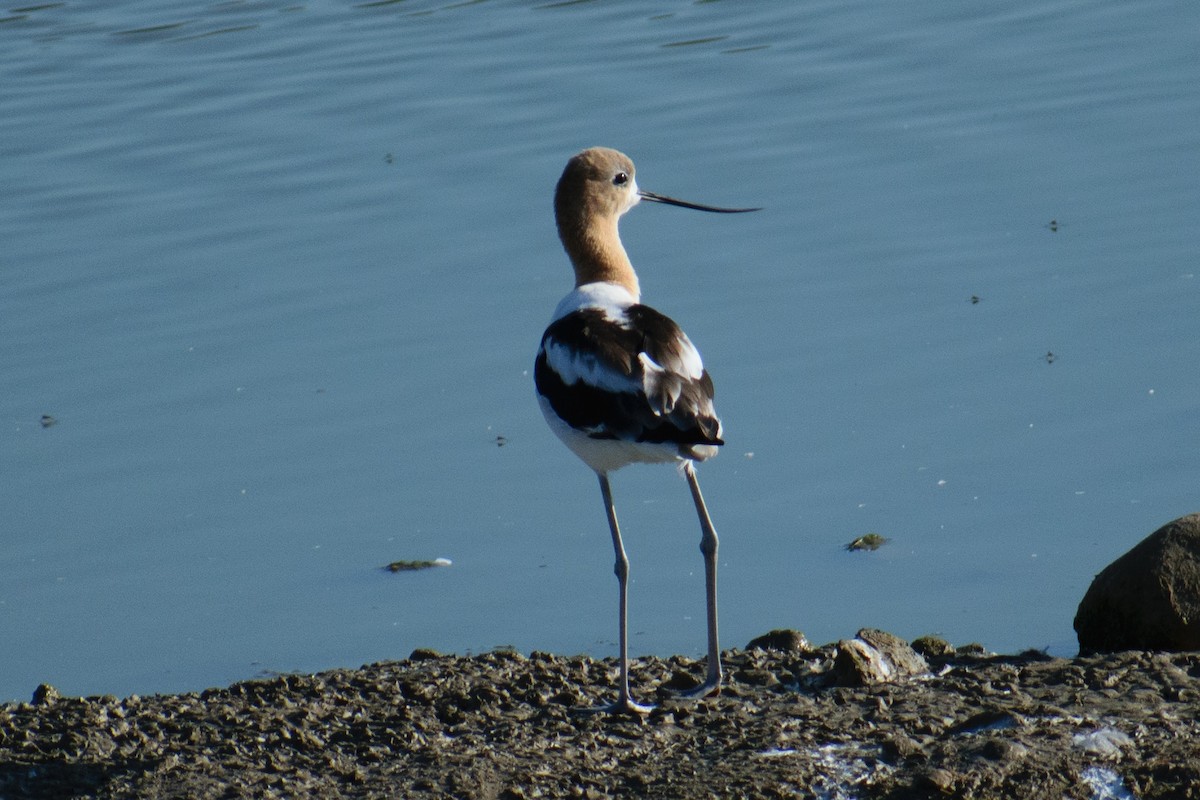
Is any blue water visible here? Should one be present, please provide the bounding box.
[3,0,1198,703]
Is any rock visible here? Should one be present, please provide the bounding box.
[832,629,928,686]
[745,629,809,653]
[1074,513,1200,652]
[408,648,443,661]
[955,642,990,656]
[5,645,1200,799]
[911,635,954,657]
[980,737,1028,762]
[919,767,957,792]
[32,684,61,706]
[1072,727,1133,758]
[882,732,927,760]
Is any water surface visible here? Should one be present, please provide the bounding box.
[3,0,1198,702]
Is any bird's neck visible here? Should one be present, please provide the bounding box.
[561,217,641,300]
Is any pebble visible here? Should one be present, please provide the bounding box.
[2,638,1197,799]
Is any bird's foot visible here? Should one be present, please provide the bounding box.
[674,682,721,701]
[572,695,655,716]
[672,668,722,701]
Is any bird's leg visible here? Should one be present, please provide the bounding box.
[591,473,654,715]
[680,461,722,698]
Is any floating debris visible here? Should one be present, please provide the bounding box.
[845,533,888,552]
[384,557,452,572]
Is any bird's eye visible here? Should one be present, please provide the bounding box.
[613,172,629,186]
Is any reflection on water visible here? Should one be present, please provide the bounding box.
[2,0,1199,702]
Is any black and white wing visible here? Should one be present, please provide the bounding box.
[534,304,723,458]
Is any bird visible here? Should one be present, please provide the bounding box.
[534,147,758,713]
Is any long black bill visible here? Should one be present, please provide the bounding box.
[638,190,761,214]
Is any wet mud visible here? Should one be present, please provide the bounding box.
[2,639,1197,799]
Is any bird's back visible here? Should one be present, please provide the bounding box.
[535,282,722,472]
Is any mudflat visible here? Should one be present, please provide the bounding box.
[2,641,1196,799]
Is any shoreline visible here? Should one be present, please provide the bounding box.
[2,635,1196,799]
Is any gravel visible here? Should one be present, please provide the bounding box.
[2,637,1198,799]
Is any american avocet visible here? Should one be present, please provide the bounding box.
[534,147,758,714]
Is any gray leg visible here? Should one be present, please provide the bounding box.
[594,473,654,714]
[681,461,722,697]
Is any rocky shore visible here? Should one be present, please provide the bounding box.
[2,633,1197,799]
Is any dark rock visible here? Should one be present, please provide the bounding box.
[744,629,808,653]
[911,635,954,657]
[32,684,61,706]
[919,767,957,792]
[980,737,1028,762]
[882,732,927,760]
[832,629,928,686]
[956,642,989,656]
[1075,513,1200,652]
[408,648,443,661]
